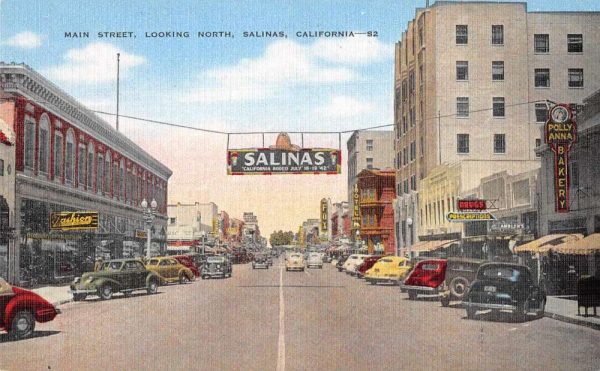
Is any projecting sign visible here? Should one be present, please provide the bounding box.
[320,198,328,232]
[446,212,496,222]
[457,199,487,211]
[352,184,360,228]
[544,104,578,213]
[227,133,341,175]
[50,211,99,231]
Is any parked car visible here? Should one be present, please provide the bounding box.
[201,255,232,279]
[463,263,546,321]
[146,257,195,285]
[343,254,369,275]
[252,253,270,269]
[364,256,412,285]
[336,255,350,271]
[172,255,201,277]
[306,253,324,269]
[266,254,274,266]
[440,257,486,307]
[286,253,305,272]
[401,259,447,300]
[0,277,60,339]
[356,256,382,278]
[70,259,160,301]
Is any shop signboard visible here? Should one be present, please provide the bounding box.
[446,212,496,222]
[135,229,147,239]
[544,104,578,213]
[352,184,360,228]
[49,211,99,231]
[457,199,487,211]
[320,198,328,232]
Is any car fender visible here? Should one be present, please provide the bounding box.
[146,272,161,286]
[179,268,193,280]
[4,291,53,327]
[92,278,121,292]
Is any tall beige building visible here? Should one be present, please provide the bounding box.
[394,1,600,247]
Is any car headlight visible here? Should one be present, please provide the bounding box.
[84,276,95,284]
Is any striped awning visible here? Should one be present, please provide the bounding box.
[410,239,458,253]
[551,233,600,255]
[514,234,583,253]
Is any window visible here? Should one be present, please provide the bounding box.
[38,116,50,174]
[420,136,424,158]
[366,139,373,151]
[104,151,111,195]
[410,175,416,191]
[493,97,505,117]
[567,34,583,53]
[534,69,550,87]
[403,116,408,134]
[120,160,125,198]
[53,132,63,179]
[535,103,548,122]
[534,34,549,53]
[568,69,583,88]
[456,61,468,80]
[24,119,36,170]
[535,138,542,157]
[570,162,579,189]
[87,144,94,189]
[65,131,74,183]
[457,134,469,154]
[410,141,416,162]
[456,25,468,44]
[113,162,119,198]
[97,155,104,193]
[0,159,3,176]
[403,179,409,194]
[78,145,86,186]
[494,134,506,154]
[403,148,408,166]
[366,158,373,169]
[457,97,469,117]
[492,61,504,81]
[492,25,504,45]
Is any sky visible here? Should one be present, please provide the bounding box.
[1,0,599,237]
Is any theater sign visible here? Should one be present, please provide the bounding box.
[227,133,341,175]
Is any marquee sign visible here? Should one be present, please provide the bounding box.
[320,198,328,232]
[446,212,496,222]
[227,133,341,175]
[544,104,578,213]
[50,211,99,231]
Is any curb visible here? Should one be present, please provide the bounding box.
[52,297,74,307]
[545,311,600,331]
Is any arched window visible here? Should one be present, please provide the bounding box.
[120,159,125,200]
[87,142,95,190]
[113,156,119,199]
[38,114,50,175]
[53,129,63,180]
[97,152,104,194]
[23,116,36,170]
[77,142,86,187]
[65,129,75,184]
[104,150,111,196]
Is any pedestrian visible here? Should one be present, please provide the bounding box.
[94,257,103,271]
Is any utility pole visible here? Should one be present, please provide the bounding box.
[116,53,120,131]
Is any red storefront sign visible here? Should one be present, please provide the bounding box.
[544,104,578,213]
[457,199,487,211]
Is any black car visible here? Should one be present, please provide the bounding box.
[463,263,546,322]
[201,256,233,279]
[252,253,269,269]
[336,255,350,272]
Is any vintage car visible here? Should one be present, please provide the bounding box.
[401,259,448,300]
[364,256,412,285]
[0,277,60,339]
[356,256,382,278]
[231,251,252,264]
[145,257,195,285]
[464,263,546,321]
[343,254,369,274]
[201,255,232,279]
[252,253,270,269]
[306,252,324,269]
[336,255,350,271]
[439,257,486,307]
[286,253,305,272]
[70,259,161,301]
[172,255,201,277]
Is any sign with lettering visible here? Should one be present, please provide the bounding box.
[457,199,487,211]
[352,184,360,228]
[50,211,99,231]
[544,104,578,213]
[135,229,147,239]
[227,133,340,175]
[446,212,496,222]
[320,198,328,232]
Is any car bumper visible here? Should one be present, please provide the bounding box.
[70,289,97,294]
[286,266,304,270]
[462,301,517,311]
[365,277,399,283]
[401,284,442,294]
[253,263,269,268]
[203,271,227,277]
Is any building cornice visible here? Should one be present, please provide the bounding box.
[0,63,172,180]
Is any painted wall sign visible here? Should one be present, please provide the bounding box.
[49,211,99,231]
[457,199,487,211]
[227,133,340,175]
[446,212,496,222]
[320,198,328,232]
[544,104,578,213]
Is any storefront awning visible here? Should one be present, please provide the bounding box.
[514,233,583,253]
[410,239,458,253]
[551,233,600,255]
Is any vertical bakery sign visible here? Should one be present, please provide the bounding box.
[544,104,578,213]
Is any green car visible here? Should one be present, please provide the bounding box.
[70,259,161,301]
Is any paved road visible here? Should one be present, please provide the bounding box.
[1,259,599,371]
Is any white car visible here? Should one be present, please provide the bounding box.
[343,254,369,275]
[306,253,324,269]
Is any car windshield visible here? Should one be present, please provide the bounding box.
[481,266,522,281]
[380,258,393,263]
[290,254,301,258]
[103,262,123,271]
[422,263,439,271]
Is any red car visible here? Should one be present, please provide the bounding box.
[0,278,60,339]
[356,256,382,278]
[172,255,201,277]
[401,259,447,300]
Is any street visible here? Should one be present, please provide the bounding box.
[1,259,599,371]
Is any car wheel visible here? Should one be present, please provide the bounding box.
[408,291,417,300]
[10,310,35,340]
[515,300,530,322]
[440,296,450,307]
[466,306,477,320]
[201,275,207,280]
[449,276,470,300]
[369,280,376,285]
[99,284,113,300]
[73,293,87,301]
[147,279,158,294]
[536,298,546,319]
[179,274,190,284]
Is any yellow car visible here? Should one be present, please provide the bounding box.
[364,256,412,285]
[285,253,305,272]
[145,257,195,285]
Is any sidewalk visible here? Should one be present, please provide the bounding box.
[545,296,600,330]
[32,285,73,307]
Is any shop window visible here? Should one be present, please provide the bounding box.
[24,118,36,170]
[53,132,63,180]
[38,115,50,175]
[567,34,583,53]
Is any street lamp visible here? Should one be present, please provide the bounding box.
[141,198,158,260]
